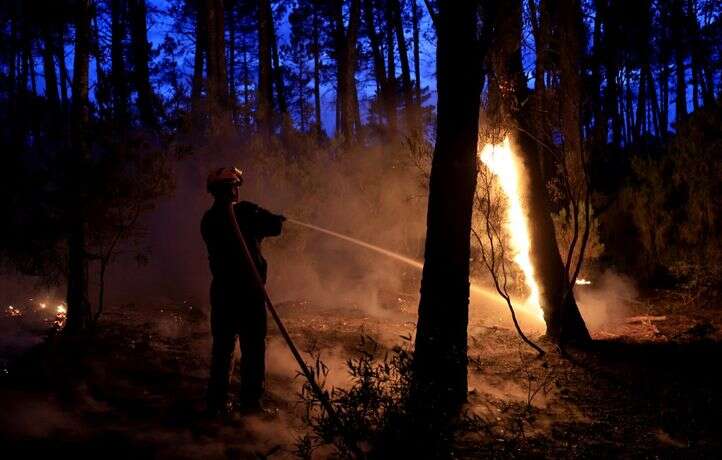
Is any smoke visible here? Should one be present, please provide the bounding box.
[100,138,430,321]
[575,270,637,330]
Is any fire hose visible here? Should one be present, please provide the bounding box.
[224,205,361,457]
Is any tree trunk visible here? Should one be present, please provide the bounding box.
[411,0,421,103]
[529,0,549,180]
[111,0,129,128]
[635,0,652,141]
[647,64,661,136]
[92,14,110,122]
[391,0,412,112]
[257,0,274,139]
[58,37,69,108]
[363,0,388,117]
[8,7,17,98]
[42,27,59,107]
[129,0,157,127]
[590,0,605,144]
[312,7,322,140]
[242,33,251,128]
[413,0,481,409]
[205,0,228,124]
[66,0,92,333]
[385,3,397,133]
[673,0,687,122]
[687,0,700,111]
[624,68,634,144]
[660,60,669,137]
[191,0,206,123]
[598,0,622,146]
[269,1,290,137]
[490,0,590,345]
[228,3,236,108]
[333,0,361,144]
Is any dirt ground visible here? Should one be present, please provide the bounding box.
[1,287,721,459]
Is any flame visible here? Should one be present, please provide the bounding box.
[478,138,544,320]
[575,278,592,285]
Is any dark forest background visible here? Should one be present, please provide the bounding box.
[1,0,721,331]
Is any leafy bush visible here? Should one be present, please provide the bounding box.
[295,335,415,458]
[295,335,489,459]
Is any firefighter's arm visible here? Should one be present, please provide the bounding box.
[237,201,284,237]
[258,208,285,237]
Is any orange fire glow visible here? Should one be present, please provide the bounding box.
[478,138,545,320]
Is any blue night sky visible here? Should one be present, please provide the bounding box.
[32,0,702,134]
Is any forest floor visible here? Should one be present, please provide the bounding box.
[1,286,721,459]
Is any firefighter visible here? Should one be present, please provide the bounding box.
[201,167,284,415]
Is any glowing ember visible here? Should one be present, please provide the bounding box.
[575,278,592,285]
[6,305,23,317]
[478,138,544,320]
[54,304,67,328]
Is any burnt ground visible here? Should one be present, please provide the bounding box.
[0,288,721,459]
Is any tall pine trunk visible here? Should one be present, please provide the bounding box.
[333,0,361,144]
[228,3,236,109]
[268,1,290,138]
[312,7,322,140]
[413,0,481,409]
[257,0,274,139]
[41,27,59,107]
[111,0,129,129]
[191,0,206,124]
[205,0,228,126]
[411,0,421,103]
[363,0,389,125]
[391,0,412,114]
[673,0,687,122]
[129,0,157,128]
[66,0,92,333]
[384,3,397,134]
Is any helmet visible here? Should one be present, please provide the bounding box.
[207,167,243,193]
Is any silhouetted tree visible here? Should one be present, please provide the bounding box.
[413,0,482,409]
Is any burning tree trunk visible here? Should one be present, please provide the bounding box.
[66,0,92,333]
[486,0,590,345]
[413,0,481,409]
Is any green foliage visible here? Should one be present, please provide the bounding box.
[552,207,605,271]
[619,106,722,284]
[296,335,415,458]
